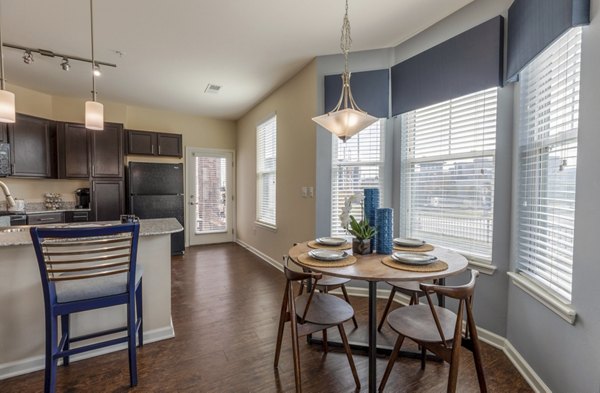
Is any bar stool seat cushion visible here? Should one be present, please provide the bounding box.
[56,266,143,303]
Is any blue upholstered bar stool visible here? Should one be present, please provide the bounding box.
[30,223,143,393]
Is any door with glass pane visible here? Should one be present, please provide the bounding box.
[187,148,234,245]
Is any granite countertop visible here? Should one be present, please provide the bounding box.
[0,218,183,247]
[25,208,92,215]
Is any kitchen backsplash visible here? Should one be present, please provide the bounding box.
[0,178,89,203]
[0,201,79,212]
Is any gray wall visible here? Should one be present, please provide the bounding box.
[314,0,600,391]
[506,0,600,391]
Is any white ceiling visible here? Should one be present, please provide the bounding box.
[1,0,472,120]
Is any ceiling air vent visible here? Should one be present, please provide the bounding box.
[204,84,222,94]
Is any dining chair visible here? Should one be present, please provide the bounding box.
[274,262,361,392]
[378,270,486,393]
[30,223,143,393]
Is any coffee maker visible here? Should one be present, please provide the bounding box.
[75,188,90,209]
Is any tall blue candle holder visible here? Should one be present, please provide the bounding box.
[363,188,379,226]
[364,188,379,251]
[375,208,393,255]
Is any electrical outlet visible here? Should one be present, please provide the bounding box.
[301,187,308,198]
[308,186,314,198]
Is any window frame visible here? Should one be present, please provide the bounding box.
[256,114,277,229]
[399,87,499,264]
[330,120,386,237]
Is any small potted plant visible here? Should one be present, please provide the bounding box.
[348,215,376,255]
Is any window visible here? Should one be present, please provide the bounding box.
[331,120,384,236]
[256,115,277,227]
[516,27,582,302]
[400,88,498,261]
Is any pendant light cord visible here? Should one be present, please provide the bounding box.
[90,0,96,101]
[340,0,352,76]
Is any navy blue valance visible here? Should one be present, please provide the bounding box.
[324,69,389,119]
[391,16,504,116]
[506,0,590,82]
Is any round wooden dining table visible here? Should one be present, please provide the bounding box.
[288,241,469,393]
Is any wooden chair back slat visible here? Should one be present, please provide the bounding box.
[49,268,130,281]
[44,244,131,256]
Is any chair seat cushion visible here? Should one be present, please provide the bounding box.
[387,304,457,343]
[316,275,351,288]
[55,266,143,303]
[295,292,354,325]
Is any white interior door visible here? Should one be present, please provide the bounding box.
[187,148,234,245]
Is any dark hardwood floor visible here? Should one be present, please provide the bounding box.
[0,243,533,392]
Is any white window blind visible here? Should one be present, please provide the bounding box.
[517,27,582,302]
[194,156,228,234]
[331,120,384,236]
[256,115,277,227]
[400,88,498,260]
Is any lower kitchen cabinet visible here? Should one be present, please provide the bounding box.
[91,179,125,221]
[27,212,64,225]
[64,211,90,223]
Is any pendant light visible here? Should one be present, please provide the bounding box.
[85,0,103,130]
[312,0,377,142]
[0,2,15,123]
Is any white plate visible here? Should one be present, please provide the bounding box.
[308,249,348,261]
[315,237,347,246]
[391,252,437,265]
[393,238,426,247]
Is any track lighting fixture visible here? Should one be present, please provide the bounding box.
[93,64,101,76]
[0,2,15,123]
[22,50,33,64]
[60,57,70,71]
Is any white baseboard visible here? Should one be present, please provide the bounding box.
[236,239,284,272]
[240,240,551,393]
[0,319,175,381]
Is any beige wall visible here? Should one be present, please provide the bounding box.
[236,59,317,263]
[2,84,237,226]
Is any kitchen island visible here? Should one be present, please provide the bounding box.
[0,218,183,379]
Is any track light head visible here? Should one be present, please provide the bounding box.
[22,50,34,64]
[60,57,70,71]
[93,64,101,77]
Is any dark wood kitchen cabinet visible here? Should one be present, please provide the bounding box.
[126,129,182,158]
[157,133,182,157]
[90,123,124,178]
[57,123,89,179]
[91,179,124,221]
[0,124,8,143]
[127,130,156,155]
[9,113,56,178]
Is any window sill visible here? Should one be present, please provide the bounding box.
[507,272,577,324]
[255,221,277,232]
[466,258,497,276]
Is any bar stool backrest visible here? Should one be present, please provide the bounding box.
[30,223,141,304]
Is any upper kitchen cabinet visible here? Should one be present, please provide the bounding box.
[126,129,182,158]
[90,122,124,178]
[0,124,8,143]
[57,123,89,179]
[157,133,182,157]
[9,113,56,178]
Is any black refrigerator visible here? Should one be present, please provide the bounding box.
[127,162,185,255]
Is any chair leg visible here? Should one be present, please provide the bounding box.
[420,345,426,370]
[60,314,70,366]
[322,329,328,353]
[379,334,405,392]
[467,308,487,393]
[136,280,143,347]
[378,287,397,332]
[341,285,358,329]
[288,287,302,393]
[127,301,138,387]
[45,312,58,393]
[338,324,360,390]
[274,283,290,368]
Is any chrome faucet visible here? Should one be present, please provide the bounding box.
[0,180,16,208]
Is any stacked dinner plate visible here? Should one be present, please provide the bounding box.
[308,249,349,261]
